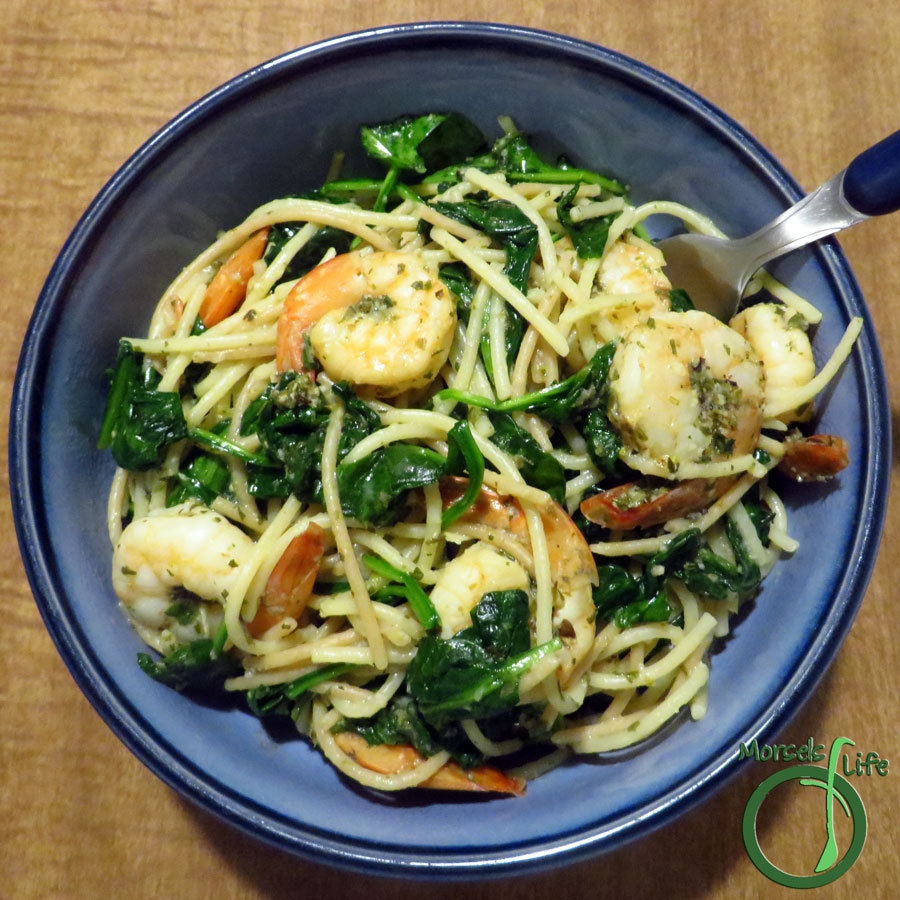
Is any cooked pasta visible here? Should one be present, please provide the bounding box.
[101,113,859,795]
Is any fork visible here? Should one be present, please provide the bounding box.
[656,128,900,321]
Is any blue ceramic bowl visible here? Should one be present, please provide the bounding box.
[10,22,889,878]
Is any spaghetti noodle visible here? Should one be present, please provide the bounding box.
[101,114,859,795]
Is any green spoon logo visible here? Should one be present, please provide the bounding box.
[742,737,868,888]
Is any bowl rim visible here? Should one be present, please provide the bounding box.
[9,20,891,879]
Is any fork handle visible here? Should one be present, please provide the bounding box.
[843,127,900,216]
[735,171,867,280]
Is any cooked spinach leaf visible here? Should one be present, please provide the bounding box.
[468,589,532,657]
[592,529,702,627]
[434,197,536,385]
[441,420,485,529]
[190,427,274,468]
[434,198,537,295]
[336,444,447,526]
[337,693,484,768]
[164,597,200,626]
[486,412,565,504]
[167,455,231,507]
[362,554,439,630]
[240,375,375,504]
[435,342,616,423]
[245,663,356,718]
[669,288,695,312]
[264,222,354,286]
[437,262,476,321]
[557,184,618,258]
[406,590,561,727]
[337,592,542,767]
[241,376,484,527]
[361,113,485,175]
[743,494,775,547]
[593,519,764,626]
[581,408,623,475]
[361,113,486,213]
[336,418,485,527]
[98,341,188,470]
[674,518,761,599]
[438,261,516,387]
[424,129,625,195]
[137,632,240,692]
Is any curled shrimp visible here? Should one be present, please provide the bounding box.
[608,309,766,478]
[585,304,845,529]
[112,503,252,645]
[112,503,326,644]
[439,477,598,681]
[333,731,525,795]
[198,228,269,328]
[778,433,850,482]
[246,523,327,638]
[276,249,456,397]
[730,302,815,423]
[587,236,673,344]
[580,477,730,529]
[322,482,592,797]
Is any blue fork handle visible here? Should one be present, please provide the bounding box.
[842,127,900,217]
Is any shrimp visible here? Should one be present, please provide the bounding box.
[333,731,525,795]
[599,235,672,297]
[429,541,530,638]
[440,477,598,681]
[198,228,270,328]
[276,250,456,397]
[326,482,592,795]
[580,476,730,529]
[778,433,850,482]
[112,502,253,644]
[608,309,765,478]
[588,236,672,343]
[730,302,815,423]
[113,503,327,643]
[246,523,327,638]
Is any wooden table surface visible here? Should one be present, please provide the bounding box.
[2,2,898,898]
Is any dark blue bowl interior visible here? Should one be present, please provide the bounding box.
[10,22,889,878]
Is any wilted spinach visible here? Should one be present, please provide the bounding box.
[406,590,561,727]
[98,341,188,470]
[434,197,537,384]
[361,113,486,211]
[245,663,356,718]
[581,408,623,475]
[674,518,762,599]
[425,128,626,195]
[264,222,354,286]
[557,184,618,258]
[336,693,484,768]
[593,519,765,628]
[668,287,695,312]
[486,412,565,504]
[434,199,537,295]
[241,376,484,527]
[167,454,230,507]
[435,341,616,423]
[136,626,240,692]
[362,554,439,630]
[362,113,485,175]
[441,419,486,529]
[437,261,476,322]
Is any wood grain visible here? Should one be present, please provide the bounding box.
[2,2,898,898]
